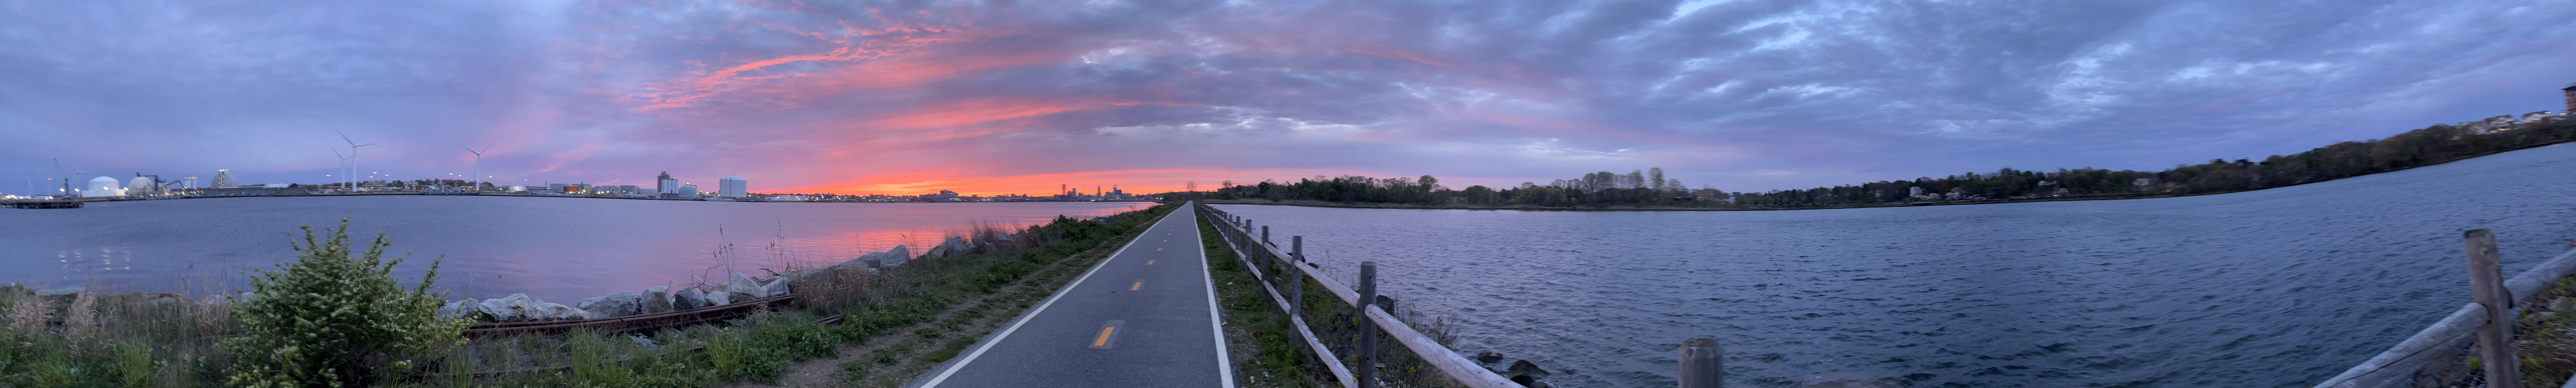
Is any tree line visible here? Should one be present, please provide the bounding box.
[1183,117,2576,209]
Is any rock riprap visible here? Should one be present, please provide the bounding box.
[434,230,1046,324]
[674,288,707,310]
[644,286,672,313]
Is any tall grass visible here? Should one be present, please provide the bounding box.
[0,286,238,388]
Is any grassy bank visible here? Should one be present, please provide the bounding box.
[0,203,1179,388]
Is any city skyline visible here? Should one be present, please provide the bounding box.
[3,1,2572,196]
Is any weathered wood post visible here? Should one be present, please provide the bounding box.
[1679,338,1722,388]
[1358,261,1379,388]
[1290,236,1305,317]
[2465,228,2522,388]
[1262,225,1271,247]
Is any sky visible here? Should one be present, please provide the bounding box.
[2,0,2572,196]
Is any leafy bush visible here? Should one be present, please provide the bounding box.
[221,218,470,387]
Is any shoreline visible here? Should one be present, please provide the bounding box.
[1200,140,2567,212]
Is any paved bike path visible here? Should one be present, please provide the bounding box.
[913,203,1232,388]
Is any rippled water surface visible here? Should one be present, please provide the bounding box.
[1214,144,2576,388]
[0,197,1148,302]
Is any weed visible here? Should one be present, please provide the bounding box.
[700,326,746,379]
[113,340,153,388]
[840,359,871,384]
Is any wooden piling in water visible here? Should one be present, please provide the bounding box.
[1679,338,1722,388]
[2465,229,2522,388]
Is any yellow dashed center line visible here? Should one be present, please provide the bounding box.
[1093,327,1116,347]
[1156,248,1163,251]
[1131,281,1142,290]
[1147,260,1154,265]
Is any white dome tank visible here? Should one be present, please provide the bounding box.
[82,176,123,197]
[127,176,156,195]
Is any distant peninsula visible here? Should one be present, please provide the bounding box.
[1185,114,2576,210]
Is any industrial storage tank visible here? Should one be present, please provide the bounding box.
[82,176,122,197]
[126,176,157,196]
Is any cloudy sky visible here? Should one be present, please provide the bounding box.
[3,0,2570,196]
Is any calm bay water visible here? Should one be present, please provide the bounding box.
[0,197,1148,303]
[1214,144,2576,388]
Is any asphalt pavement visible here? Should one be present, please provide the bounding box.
[912,202,1233,388]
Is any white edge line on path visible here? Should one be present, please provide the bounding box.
[1195,204,1239,388]
[918,204,1173,388]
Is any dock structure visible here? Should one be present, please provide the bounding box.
[2,199,82,209]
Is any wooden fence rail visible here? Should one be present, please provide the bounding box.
[1198,203,1523,388]
[2315,231,2576,388]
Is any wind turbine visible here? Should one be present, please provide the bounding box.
[461,145,491,192]
[330,148,356,192]
[336,130,376,192]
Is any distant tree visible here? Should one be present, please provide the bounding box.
[1648,168,1666,191]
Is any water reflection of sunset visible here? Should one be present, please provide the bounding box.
[0,197,1154,303]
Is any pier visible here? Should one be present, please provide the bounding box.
[0,199,81,209]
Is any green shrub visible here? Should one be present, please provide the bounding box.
[221,218,470,387]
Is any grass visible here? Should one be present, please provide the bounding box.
[0,287,235,388]
[2507,276,2576,387]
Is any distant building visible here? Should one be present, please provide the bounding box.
[212,169,236,188]
[719,176,747,198]
[681,183,699,198]
[1689,189,1724,201]
[657,171,681,199]
[81,176,122,197]
[2564,83,2574,112]
[199,184,308,197]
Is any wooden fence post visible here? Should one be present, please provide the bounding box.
[1679,338,1722,388]
[1263,225,1271,247]
[1358,261,1379,388]
[1291,236,1305,317]
[2466,228,2522,388]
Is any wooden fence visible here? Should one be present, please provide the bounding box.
[2315,229,2576,388]
[1197,203,1523,388]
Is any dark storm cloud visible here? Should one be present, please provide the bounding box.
[1,0,2569,194]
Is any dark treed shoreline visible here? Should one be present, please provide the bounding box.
[1181,116,2576,211]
